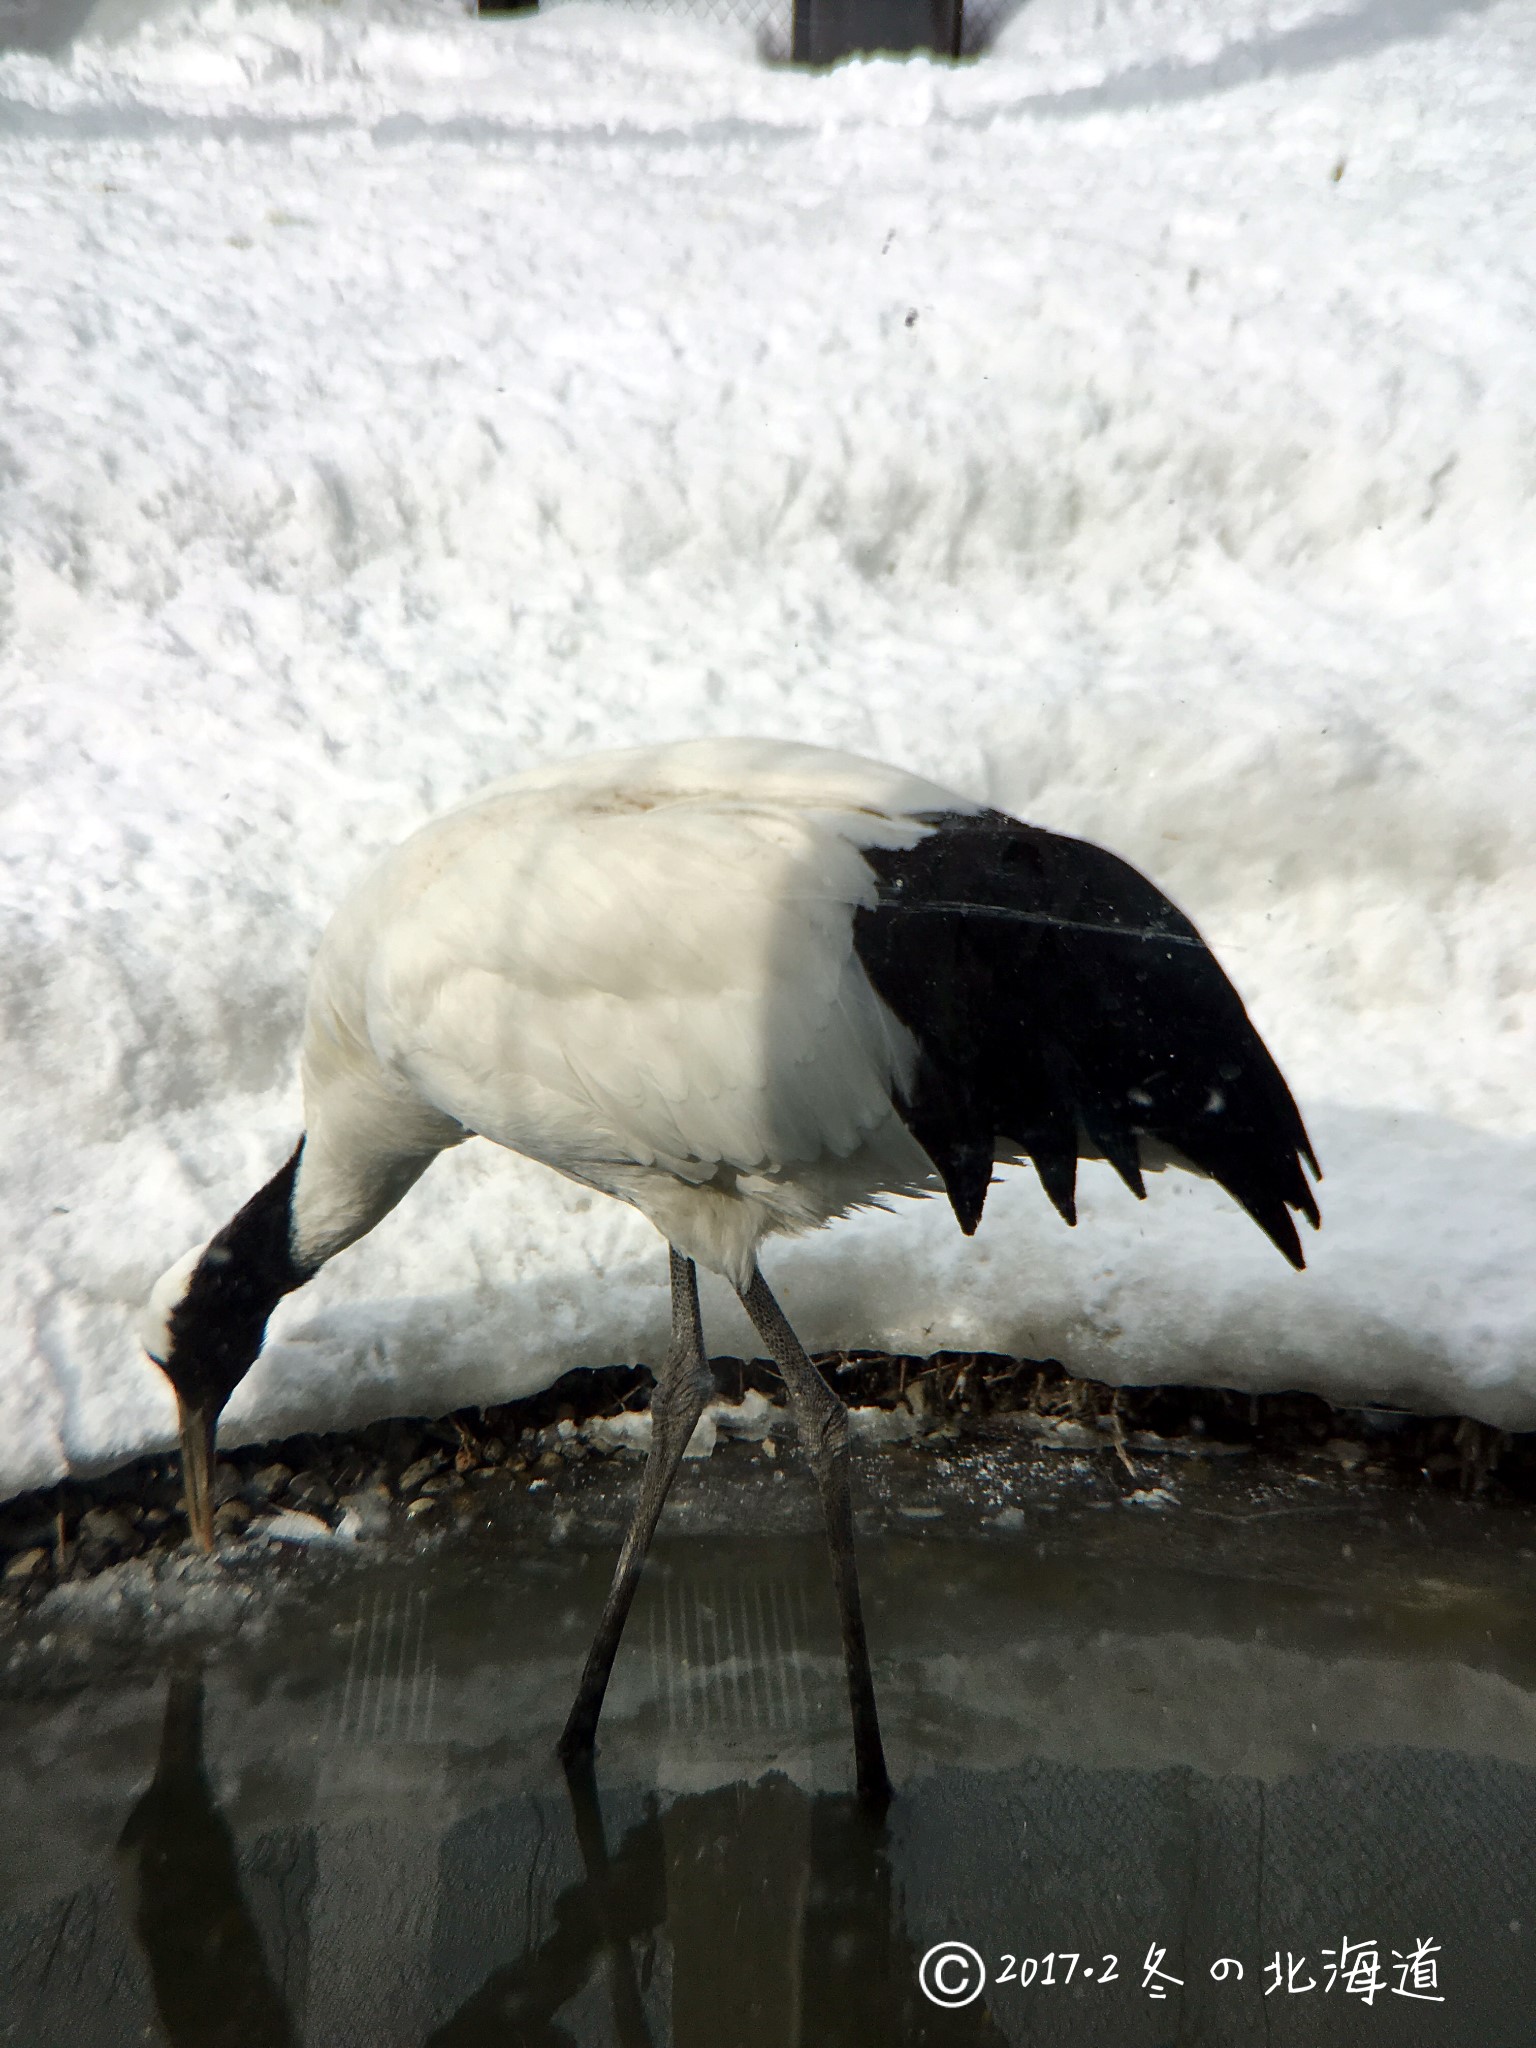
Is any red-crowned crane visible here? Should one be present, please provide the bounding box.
[142,736,1319,1806]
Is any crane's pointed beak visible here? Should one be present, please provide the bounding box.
[176,1397,219,1554]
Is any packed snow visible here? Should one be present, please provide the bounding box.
[1,0,1533,1499]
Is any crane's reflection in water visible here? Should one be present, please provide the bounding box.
[431,1764,1007,2048]
[116,1666,294,2048]
[13,1520,1536,2047]
[118,1666,1004,2048]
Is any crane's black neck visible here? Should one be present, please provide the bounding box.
[161,1139,317,1419]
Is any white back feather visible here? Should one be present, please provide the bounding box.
[292,740,980,1275]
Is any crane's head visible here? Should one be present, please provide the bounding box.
[141,1241,281,1552]
[141,1143,310,1551]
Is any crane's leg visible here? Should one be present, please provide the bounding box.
[738,1266,892,1810]
[560,1247,713,1762]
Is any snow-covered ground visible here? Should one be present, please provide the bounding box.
[1,0,1532,1498]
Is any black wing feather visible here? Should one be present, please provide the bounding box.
[852,812,1320,1267]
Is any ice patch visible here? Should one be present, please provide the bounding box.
[699,1388,780,1448]
[252,1508,352,1546]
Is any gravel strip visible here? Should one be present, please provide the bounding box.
[1,1352,1527,1615]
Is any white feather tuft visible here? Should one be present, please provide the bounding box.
[139,1243,206,1365]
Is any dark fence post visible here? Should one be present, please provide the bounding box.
[792,0,961,63]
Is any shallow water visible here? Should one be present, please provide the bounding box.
[3,1449,1534,2044]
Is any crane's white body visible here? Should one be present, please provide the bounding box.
[193,742,984,1330]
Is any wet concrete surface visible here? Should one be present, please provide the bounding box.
[2,1435,1534,2044]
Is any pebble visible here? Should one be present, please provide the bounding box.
[78,1506,136,1549]
[1123,1487,1178,1510]
[418,1473,461,1498]
[336,1486,392,1539]
[249,1463,293,1500]
[4,1548,47,1582]
[287,1470,337,1511]
[404,1496,436,1521]
[400,1454,446,1494]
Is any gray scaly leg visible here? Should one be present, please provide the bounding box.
[560,1247,712,1762]
[738,1266,892,1809]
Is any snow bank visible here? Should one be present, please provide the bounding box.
[1,0,1533,1497]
